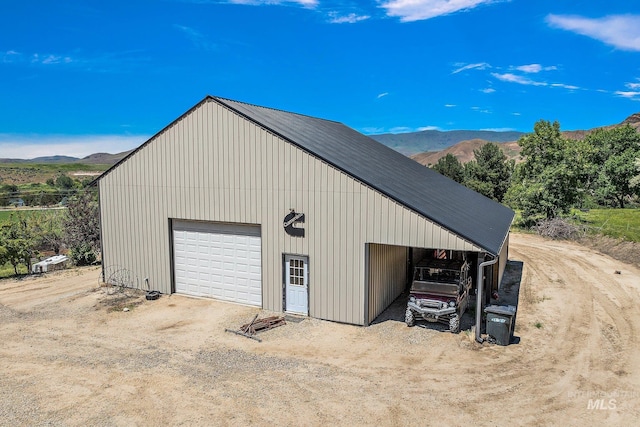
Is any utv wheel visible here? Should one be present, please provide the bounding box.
[405,308,415,327]
[449,315,460,333]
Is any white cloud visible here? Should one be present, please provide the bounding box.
[512,112,521,116]
[361,127,386,134]
[481,127,516,132]
[30,53,74,65]
[516,64,541,73]
[481,88,495,93]
[389,126,414,133]
[546,14,640,51]
[229,0,318,7]
[2,50,22,63]
[551,83,580,90]
[288,0,318,5]
[381,0,500,23]
[0,134,148,159]
[2,49,144,73]
[452,62,490,74]
[470,106,491,113]
[43,54,73,65]
[492,72,582,91]
[491,72,547,86]
[615,91,640,100]
[625,81,640,90]
[174,25,218,51]
[514,64,557,73]
[377,92,389,99]
[328,12,370,24]
[380,125,441,133]
[444,104,456,107]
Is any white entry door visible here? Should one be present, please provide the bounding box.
[285,255,308,315]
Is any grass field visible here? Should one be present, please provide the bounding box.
[0,163,108,185]
[0,163,109,172]
[0,208,65,224]
[578,208,640,242]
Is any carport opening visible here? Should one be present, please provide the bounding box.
[369,249,523,338]
[368,247,493,329]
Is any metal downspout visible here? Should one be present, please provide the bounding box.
[476,254,497,343]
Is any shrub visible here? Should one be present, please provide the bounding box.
[69,243,97,266]
[534,218,585,240]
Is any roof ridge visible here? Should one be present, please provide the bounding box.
[210,95,343,125]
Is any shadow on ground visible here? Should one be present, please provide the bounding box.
[371,260,524,341]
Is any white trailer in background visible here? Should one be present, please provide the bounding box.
[32,255,69,273]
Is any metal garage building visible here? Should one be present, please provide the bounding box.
[97,96,514,325]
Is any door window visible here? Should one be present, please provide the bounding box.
[289,258,305,286]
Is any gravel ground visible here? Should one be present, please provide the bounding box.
[1,234,640,426]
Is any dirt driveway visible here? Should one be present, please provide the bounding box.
[1,233,639,426]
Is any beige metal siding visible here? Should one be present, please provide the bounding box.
[99,98,482,325]
[367,244,408,324]
[497,232,510,289]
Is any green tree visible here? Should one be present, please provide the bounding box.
[2,184,19,195]
[585,125,640,208]
[505,120,590,224]
[29,210,64,255]
[630,158,640,189]
[63,190,100,265]
[0,184,19,207]
[0,213,38,274]
[0,244,7,270]
[432,153,465,183]
[464,143,514,202]
[56,174,75,189]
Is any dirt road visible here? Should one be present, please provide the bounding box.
[1,233,639,426]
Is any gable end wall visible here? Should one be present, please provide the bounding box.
[99,99,482,325]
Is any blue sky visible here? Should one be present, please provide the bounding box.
[1,0,640,158]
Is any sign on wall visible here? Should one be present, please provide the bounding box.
[283,210,305,237]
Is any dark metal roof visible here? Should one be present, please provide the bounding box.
[212,96,514,255]
[97,95,514,255]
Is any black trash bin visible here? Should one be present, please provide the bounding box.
[484,305,516,346]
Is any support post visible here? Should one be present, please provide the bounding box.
[476,254,497,343]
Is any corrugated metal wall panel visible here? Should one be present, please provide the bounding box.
[367,244,408,324]
[99,98,484,326]
[497,232,510,289]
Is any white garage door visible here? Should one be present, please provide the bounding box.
[172,220,262,306]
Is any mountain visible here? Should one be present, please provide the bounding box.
[0,155,79,164]
[621,112,640,128]
[2,112,639,166]
[411,139,522,166]
[0,151,132,165]
[78,150,133,165]
[405,112,640,166]
[369,130,524,156]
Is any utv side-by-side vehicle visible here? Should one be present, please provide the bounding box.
[405,257,472,333]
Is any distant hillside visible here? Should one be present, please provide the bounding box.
[0,155,79,164]
[369,130,524,156]
[411,140,521,166]
[409,112,640,167]
[621,112,640,129]
[3,111,639,168]
[78,150,133,165]
[0,150,132,165]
